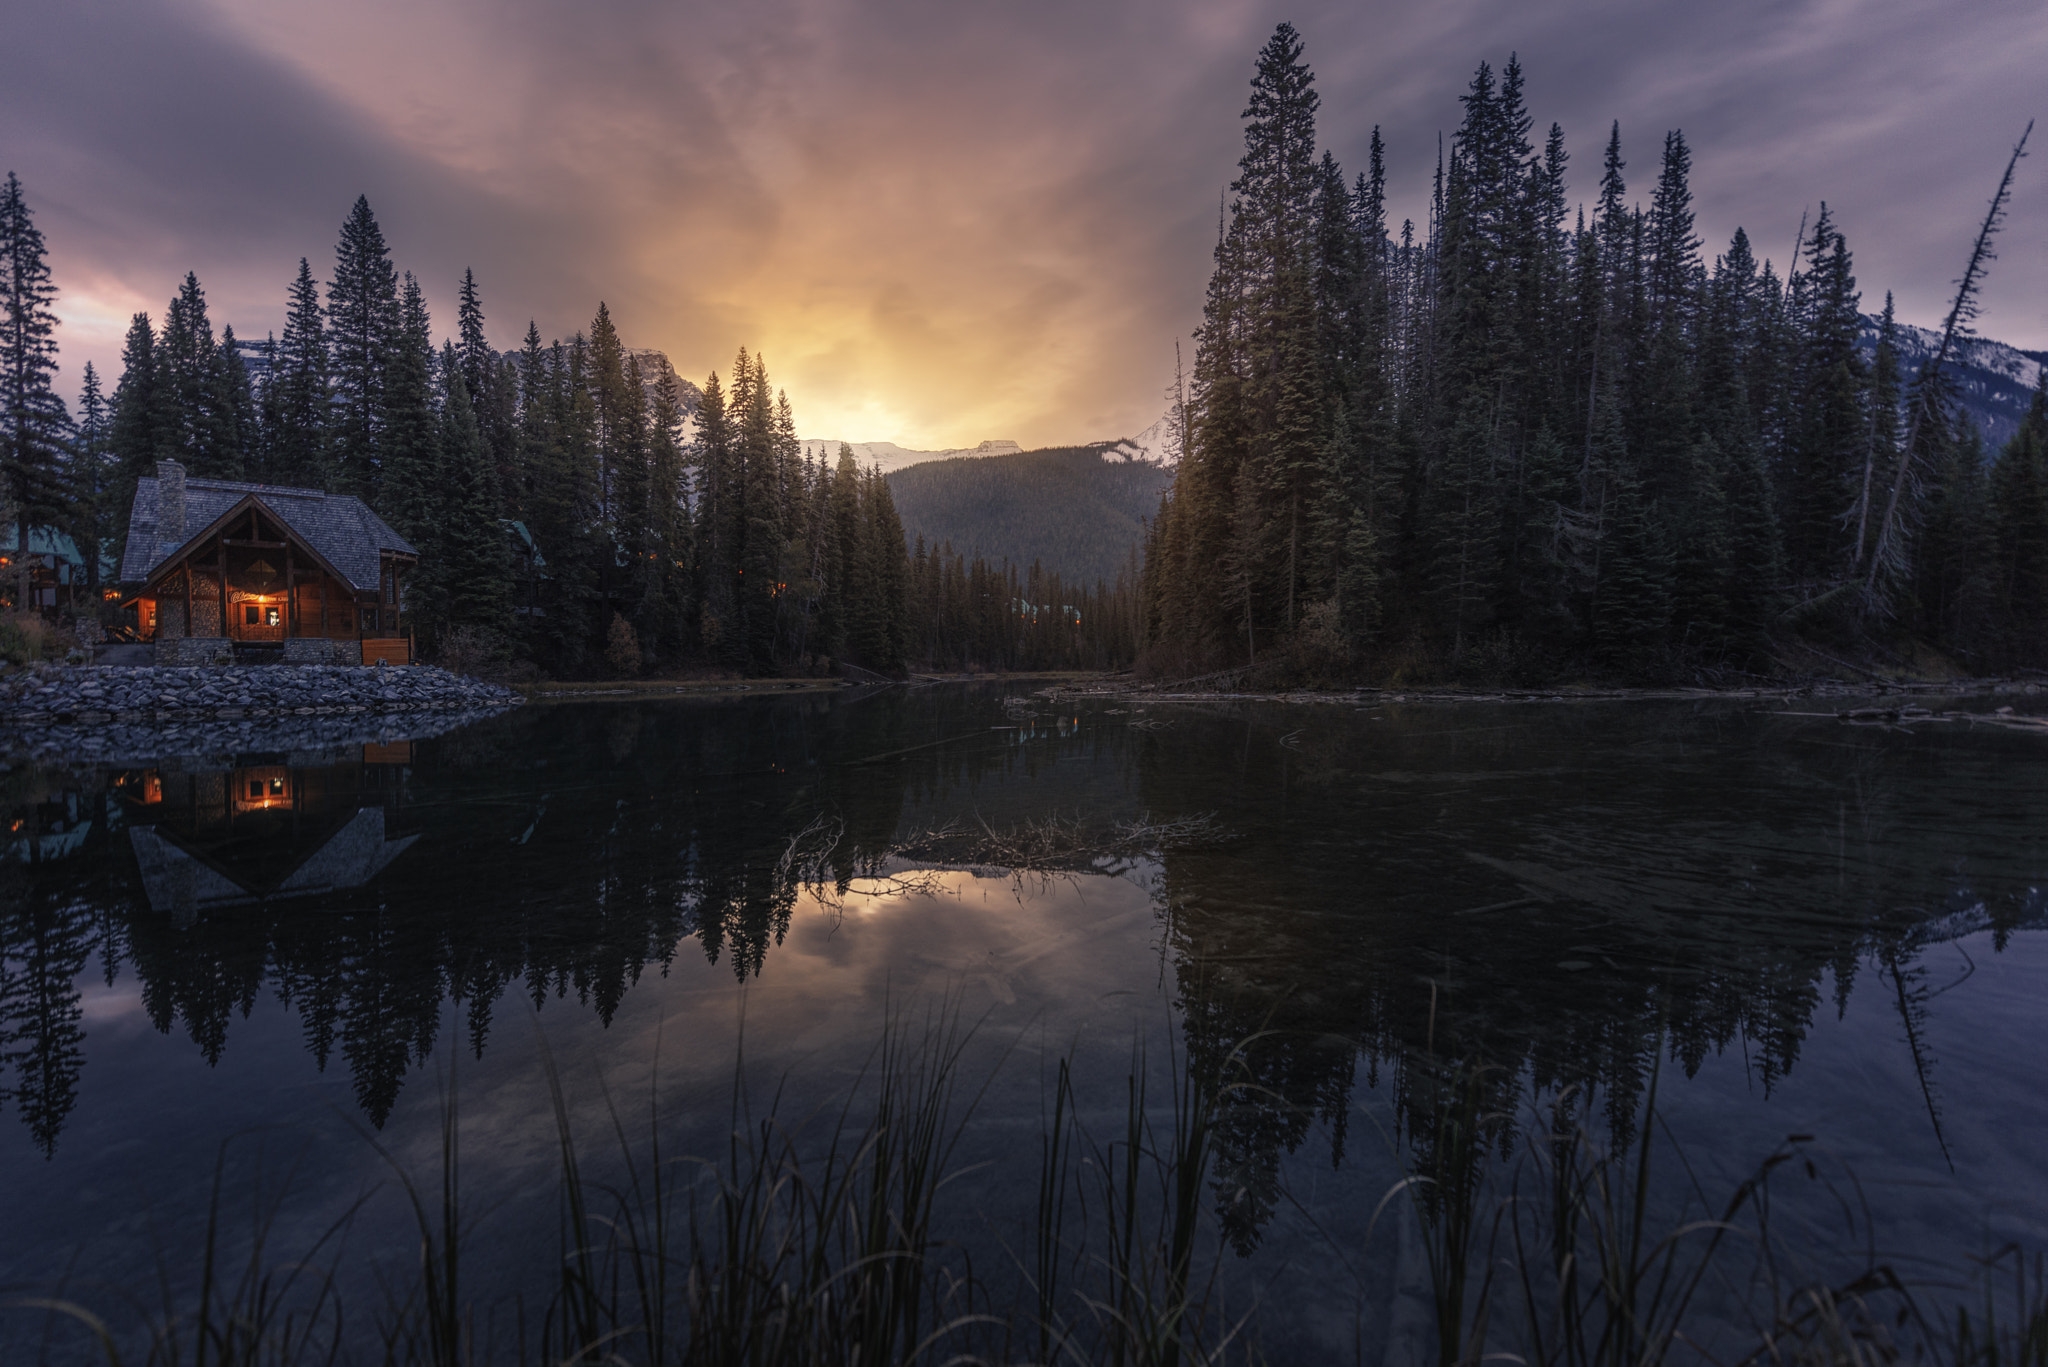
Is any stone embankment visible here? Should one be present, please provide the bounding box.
[0,663,522,725]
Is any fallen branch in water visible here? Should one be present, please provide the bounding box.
[891,809,1231,877]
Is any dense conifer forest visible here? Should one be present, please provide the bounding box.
[1144,26,2048,683]
[4,28,2045,684]
[0,188,1138,676]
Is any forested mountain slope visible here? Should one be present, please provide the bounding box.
[886,444,1169,586]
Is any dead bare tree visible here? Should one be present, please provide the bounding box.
[1859,121,2033,614]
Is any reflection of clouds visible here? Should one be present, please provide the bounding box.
[76,981,150,1025]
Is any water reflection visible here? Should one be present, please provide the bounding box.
[1,691,2044,1243]
[1134,702,2048,1250]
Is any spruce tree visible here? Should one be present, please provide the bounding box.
[455,269,516,509]
[734,350,784,672]
[1916,418,1997,658]
[0,172,71,610]
[614,352,654,630]
[326,196,399,500]
[691,368,733,654]
[379,272,439,534]
[587,301,629,528]
[70,362,113,599]
[825,445,863,659]
[216,326,258,473]
[1782,207,1865,588]
[261,258,329,488]
[106,312,159,552]
[1989,374,2048,667]
[865,463,909,670]
[154,273,240,478]
[642,365,693,660]
[432,343,511,640]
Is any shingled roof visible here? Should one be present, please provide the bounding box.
[121,472,418,591]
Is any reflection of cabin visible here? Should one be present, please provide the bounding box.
[118,755,418,924]
[119,459,419,665]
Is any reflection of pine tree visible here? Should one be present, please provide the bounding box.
[0,863,96,1156]
[335,920,447,1128]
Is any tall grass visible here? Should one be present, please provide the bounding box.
[8,1017,2045,1367]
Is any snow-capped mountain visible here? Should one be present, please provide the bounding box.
[1857,317,2045,451]
[1099,409,1181,467]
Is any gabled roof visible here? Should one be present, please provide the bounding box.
[121,476,418,591]
[1,525,84,564]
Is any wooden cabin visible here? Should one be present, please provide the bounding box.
[119,460,419,665]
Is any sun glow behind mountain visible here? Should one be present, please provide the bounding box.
[11,0,2047,449]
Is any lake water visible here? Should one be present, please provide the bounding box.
[2,685,2045,1363]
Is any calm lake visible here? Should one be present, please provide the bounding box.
[3,685,2046,1363]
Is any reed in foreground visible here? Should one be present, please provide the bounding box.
[7,1016,2044,1367]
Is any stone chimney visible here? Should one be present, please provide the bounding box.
[156,460,186,544]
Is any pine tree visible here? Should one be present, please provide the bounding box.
[216,326,258,471]
[455,269,516,512]
[261,258,329,488]
[642,365,693,660]
[379,272,440,535]
[587,301,629,529]
[69,362,113,599]
[433,343,511,640]
[692,368,735,656]
[154,273,240,478]
[1989,374,2048,667]
[0,172,71,611]
[547,335,603,668]
[1782,206,1865,588]
[326,196,399,500]
[106,313,158,553]
[614,352,653,633]
[735,350,784,672]
[1151,23,1330,666]
[1916,417,1997,658]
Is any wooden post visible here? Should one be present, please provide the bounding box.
[216,535,227,639]
[182,562,192,638]
[285,541,295,638]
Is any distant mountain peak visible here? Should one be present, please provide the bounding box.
[1098,410,1180,467]
[1858,315,2044,451]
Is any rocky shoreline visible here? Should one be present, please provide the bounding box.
[0,705,518,770]
[1036,677,2048,708]
[0,663,523,726]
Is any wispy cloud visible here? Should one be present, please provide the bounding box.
[10,0,2045,447]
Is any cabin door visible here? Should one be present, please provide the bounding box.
[237,600,286,642]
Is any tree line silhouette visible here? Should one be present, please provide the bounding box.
[1143,26,2047,682]
[0,184,1141,676]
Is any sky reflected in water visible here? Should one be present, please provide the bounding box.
[2,686,2044,1360]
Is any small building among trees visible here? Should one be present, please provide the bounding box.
[120,460,418,664]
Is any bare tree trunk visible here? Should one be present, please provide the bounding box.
[1861,122,2032,609]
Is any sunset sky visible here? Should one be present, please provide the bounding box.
[11,0,2047,450]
